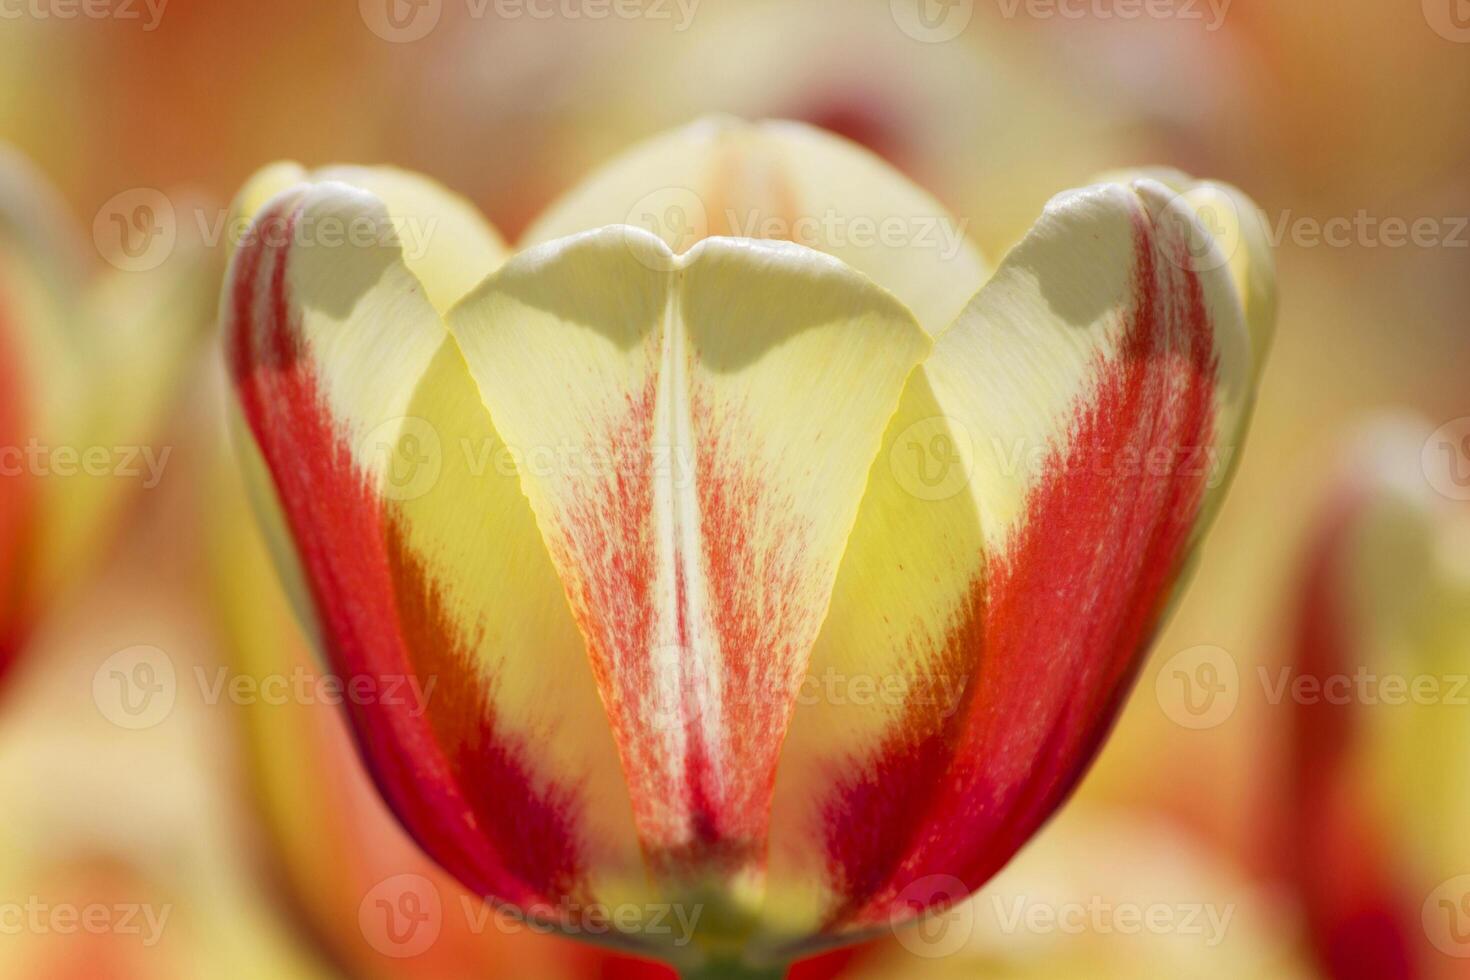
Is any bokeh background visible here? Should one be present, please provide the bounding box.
[1,0,1468,976]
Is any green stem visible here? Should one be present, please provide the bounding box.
[679,960,788,980]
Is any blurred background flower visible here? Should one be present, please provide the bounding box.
[1278,417,1470,980]
[1,0,1466,976]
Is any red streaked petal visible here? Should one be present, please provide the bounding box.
[766,177,1264,946]
[224,181,640,927]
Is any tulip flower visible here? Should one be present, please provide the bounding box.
[222,118,1275,978]
[1284,417,1470,980]
[0,146,215,683]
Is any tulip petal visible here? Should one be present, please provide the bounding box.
[224,178,643,920]
[0,287,33,667]
[0,146,87,670]
[523,117,989,335]
[448,226,929,893]
[766,178,1260,940]
[1289,418,1463,980]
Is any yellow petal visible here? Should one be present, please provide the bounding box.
[523,117,989,335]
[225,177,642,920]
[229,161,508,313]
[766,176,1261,942]
[448,225,929,917]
